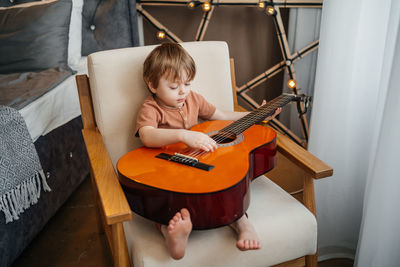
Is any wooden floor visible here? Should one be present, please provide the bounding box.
[12,176,354,267]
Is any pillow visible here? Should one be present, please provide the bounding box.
[68,0,83,67]
[0,0,72,74]
[81,0,140,56]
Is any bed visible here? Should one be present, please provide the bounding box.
[0,0,139,266]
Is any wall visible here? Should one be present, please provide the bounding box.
[140,6,289,109]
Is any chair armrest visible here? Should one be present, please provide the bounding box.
[275,131,333,179]
[82,128,132,225]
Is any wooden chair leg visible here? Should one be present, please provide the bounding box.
[306,253,318,267]
[303,176,318,267]
[303,175,316,215]
[111,222,130,267]
[90,171,114,259]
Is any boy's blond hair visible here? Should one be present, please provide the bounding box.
[143,43,196,91]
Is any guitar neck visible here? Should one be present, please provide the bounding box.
[221,94,298,135]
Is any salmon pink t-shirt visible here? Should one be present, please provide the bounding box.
[135,91,216,136]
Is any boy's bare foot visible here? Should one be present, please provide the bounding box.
[160,208,192,259]
[230,214,261,251]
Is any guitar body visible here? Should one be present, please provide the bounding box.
[117,120,277,229]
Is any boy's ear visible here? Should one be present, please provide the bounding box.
[146,81,157,94]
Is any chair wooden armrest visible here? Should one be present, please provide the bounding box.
[82,128,132,225]
[275,131,333,179]
[77,74,132,224]
[82,128,132,267]
[77,74,131,266]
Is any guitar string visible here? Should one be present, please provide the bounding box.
[188,96,291,158]
[182,96,292,160]
[224,96,287,134]
[179,101,288,163]
[231,95,293,134]
[204,96,289,146]
[178,95,293,161]
[187,103,280,158]
[207,96,285,143]
[184,97,290,160]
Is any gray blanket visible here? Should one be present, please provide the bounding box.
[0,105,51,223]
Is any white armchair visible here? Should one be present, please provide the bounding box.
[76,41,333,267]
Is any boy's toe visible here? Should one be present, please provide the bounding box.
[181,208,190,219]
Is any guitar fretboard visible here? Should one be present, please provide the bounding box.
[220,94,297,135]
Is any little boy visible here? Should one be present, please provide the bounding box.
[135,43,281,260]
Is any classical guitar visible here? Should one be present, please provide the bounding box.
[117,94,300,229]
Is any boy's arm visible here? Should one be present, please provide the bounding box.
[210,105,281,122]
[139,126,185,147]
[209,109,250,121]
[139,126,217,152]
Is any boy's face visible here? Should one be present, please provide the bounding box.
[148,70,192,108]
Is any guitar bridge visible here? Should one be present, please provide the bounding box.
[155,153,214,171]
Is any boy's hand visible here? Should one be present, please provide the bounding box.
[261,99,282,121]
[181,130,218,152]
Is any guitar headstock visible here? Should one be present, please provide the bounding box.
[283,93,312,104]
[282,93,312,116]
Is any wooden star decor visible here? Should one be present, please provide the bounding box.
[136,0,323,147]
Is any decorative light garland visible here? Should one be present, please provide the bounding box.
[136,0,322,147]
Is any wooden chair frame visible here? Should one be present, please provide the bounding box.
[75,58,333,267]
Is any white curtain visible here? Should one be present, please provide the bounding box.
[308,0,400,264]
[354,2,400,266]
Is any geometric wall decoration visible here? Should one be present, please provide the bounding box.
[137,0,323,147]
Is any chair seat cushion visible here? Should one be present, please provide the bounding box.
[123,176,317,267]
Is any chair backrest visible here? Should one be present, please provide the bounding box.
[87,41,234,168]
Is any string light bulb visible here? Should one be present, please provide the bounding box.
[266,6,276,16]
[156,30,166,40]
[288,79,296,89]
[202,2,211,12]
[187,1,195,9]
[257,1,265,9]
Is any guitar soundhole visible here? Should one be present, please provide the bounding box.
[210,132,237,144]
